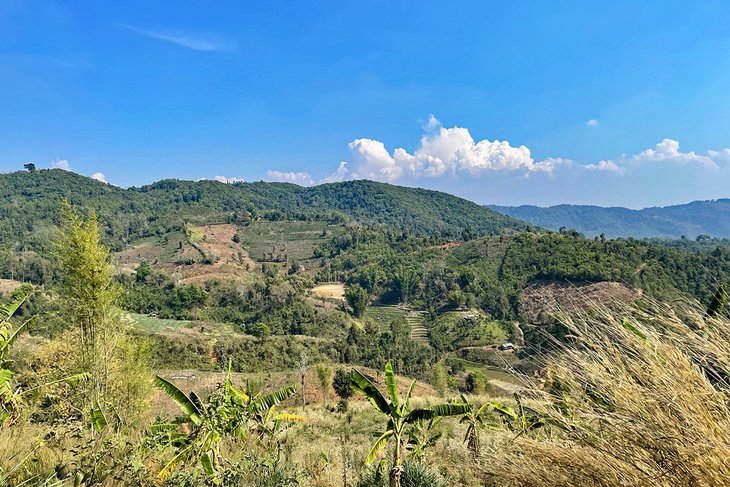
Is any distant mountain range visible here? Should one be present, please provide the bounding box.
[488,200,730,239]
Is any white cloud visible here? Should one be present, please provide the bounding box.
[90,172,107,183]
[125,26,235,52]
[266,170,315,186]
[423,114,442,131]
[630,139,719,171]
[708,148,730,163]
[584,160,624,173]
[321,162,349,183]
[286,116,730,186]
[51,159,71,171]
[347,124,543,182]
[213,176,245,184]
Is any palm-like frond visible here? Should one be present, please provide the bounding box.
[90,405,107,432]
[0,318,34,358]
[366,430,393,464]
[350,369,389,414]
[406,403,470,423]
[0,293,27,322]
[154,376,202,425]
[384,362,399,408]
[252,385,296,412]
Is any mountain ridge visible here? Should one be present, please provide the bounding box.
[0,169,528,248]
[488,199,730,239]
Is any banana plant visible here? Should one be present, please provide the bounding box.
[405,417,442,462]
[350,362,470,487]
[458,394,514,458]
[0,292,90,425]
[150,364,303,481]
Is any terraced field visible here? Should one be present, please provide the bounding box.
[365,305,430,344]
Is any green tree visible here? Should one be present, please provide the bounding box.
[333,368,353,400]
[465,371,488,395]
[708,284,728,317]
[345,284,370,318]
[23,163,36,172]
[350,362,469,487]
[315,363,333,405]
[431,361,449,397]
[54,199,150,419]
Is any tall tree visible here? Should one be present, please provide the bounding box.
[55,200,120,405]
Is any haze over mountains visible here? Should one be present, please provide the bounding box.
[488,200,730,239]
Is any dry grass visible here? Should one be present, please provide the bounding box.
[310,283,346,301]
[483,298,730,487]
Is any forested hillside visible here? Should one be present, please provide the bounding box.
[3,173,730,486]
[489,199,730,239]
[0,169,526,252]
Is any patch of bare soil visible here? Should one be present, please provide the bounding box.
[166,224,258,284]
[0,278,24,296]
[310,283,346,301]
[522,280,638,325]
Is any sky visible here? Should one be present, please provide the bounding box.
[2,1,730,208]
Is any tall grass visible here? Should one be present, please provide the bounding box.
[484,298,730,486]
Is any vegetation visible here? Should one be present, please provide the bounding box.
[3,179,730,485]
[349,362,469,487]
[489,198,730,239]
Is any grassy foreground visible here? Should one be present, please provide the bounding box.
[3,297,730,486]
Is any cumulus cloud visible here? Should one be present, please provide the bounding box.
[51,159,71,171]
[321,162,349,183]
[347,124,545,182]
[90,172,107,183]
[213,176,245,184]
[272,117,730,187]
[584,160,624,173]
[423,114,442,131]
[630,138,719,170]
[266,170,315,186]
[707,148,730,163]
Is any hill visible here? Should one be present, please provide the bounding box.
[488,199,730,239]
[0,169,527,252]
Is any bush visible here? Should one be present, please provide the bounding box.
[333,368,353,399]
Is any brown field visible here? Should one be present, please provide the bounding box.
[310,282,346,301]
[522,280,638,325]
[0,278,24,296]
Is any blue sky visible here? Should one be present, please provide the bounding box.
[2,1,730,208]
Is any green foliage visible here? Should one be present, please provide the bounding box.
[149,365,302,481]
[350,362,469,487]
[346,284,370,318]
[489,199,730,239]
[333,368,353,400]
[708,284,728,317]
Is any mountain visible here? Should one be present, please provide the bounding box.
[488,200,730,239]
[0,169,528,249]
